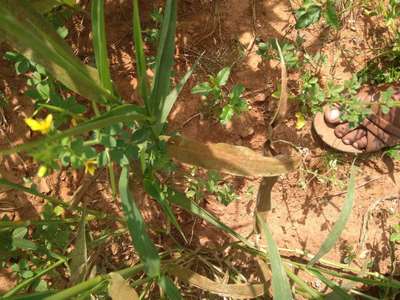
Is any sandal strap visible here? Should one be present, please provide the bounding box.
[362,116,400,148]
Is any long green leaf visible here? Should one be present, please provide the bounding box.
[159,57,200,125]
[256,213,294,300]
[0,105,147,156]
[150,0,177,117]
[308,166,356,266]
[158,275,183,300]
[307,268,353,299]
[91,0,113,93]
[143,179,187,243]
[132,0,150,107]
[2,260,65,298]
[119,166,160,277]
[0,0,116,103]
[70,211,88,285]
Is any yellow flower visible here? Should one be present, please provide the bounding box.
[25,114,53,134]
[84,159,97,176]
[295,112,306,130]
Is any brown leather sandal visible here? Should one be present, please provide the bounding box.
[313,85,400,154]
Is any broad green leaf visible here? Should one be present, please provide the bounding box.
[69,211,88,284]
[159,58,200,124]
[191,82,213,95]
[215,67,231,87]
[309,166,356,266]
[0,105,147,156]
[132,0,150,105]
[0,0,116,104]
[150,0,177,117]
[165,135,300,177]
[119,166,160,277]
[108,272,139,300]
[295,5,322,29]
[158,275,182,300]
[143,179,187,242]
[166,264,265,299]
[13,238,37,251]
[91,0,113,93]
[325,0,340,29]
[256,214,294,300]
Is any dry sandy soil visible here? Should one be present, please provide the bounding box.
[0,0,399,296]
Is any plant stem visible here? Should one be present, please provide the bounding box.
[43,264,144,300]
[3,259,66,298]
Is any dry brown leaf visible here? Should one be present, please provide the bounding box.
[167,264,265,299]
[108,272,139,300]
[165,135,299,177]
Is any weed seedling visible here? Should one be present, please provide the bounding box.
[191,67,248,124]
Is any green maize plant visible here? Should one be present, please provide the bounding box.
[0,1,399,299]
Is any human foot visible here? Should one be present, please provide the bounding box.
[314,84,400,153]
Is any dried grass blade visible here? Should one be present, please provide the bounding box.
[167,264,265,299]
[166,135,300,177]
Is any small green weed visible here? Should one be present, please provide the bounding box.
[185,167,238,206]
[390,223,400,243]
[295,0,340,29]
[191,67,248,124]
[256,38,300,70]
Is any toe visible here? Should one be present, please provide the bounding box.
[342,128,367,145]
[352,135,367,150]
[334,123,351,138]
[324,106,341,124]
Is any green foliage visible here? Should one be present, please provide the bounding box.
[295,0,340,29]
[185,168,238,206]
[257,38,300,69]
[298,72,325,114]
[390,223,400,243]
[192,67,248,124]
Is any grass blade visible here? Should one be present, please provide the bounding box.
[165,135,300,177]
[307,268,353,299]
[43,265,144,300]
[308,166,356,266]
[150,0,177,118]
[256,213,294,300]
[144,179,187,243]
[70,211,88,285]
[2,259,65,298]
[168,189,253,247]
[91,0,113,93]
[158,275,183,300]
[0,105,147,156]
[0,0,116,103]
[119,166,160,277]
[132,0,150,108]
[159,57,200,125]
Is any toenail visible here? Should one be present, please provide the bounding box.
[343,139,350,145]
[353,142,358,148]
[329,109,340,120]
